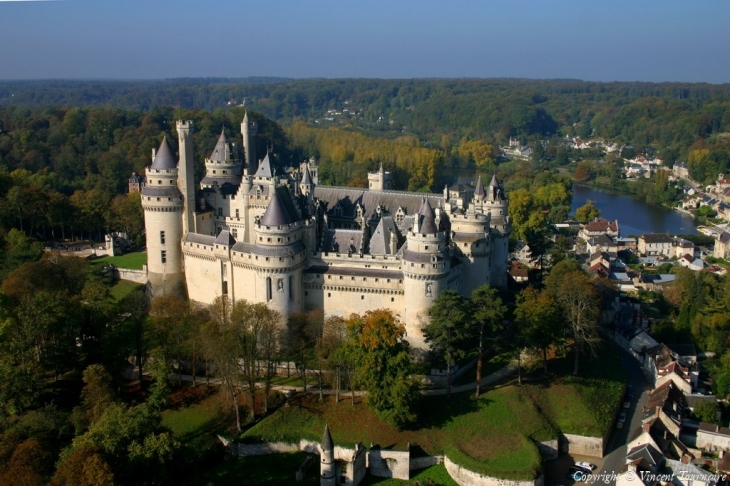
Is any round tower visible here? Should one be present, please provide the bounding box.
[141,136,186,297]
[320,425,336,486]
[483,174,511,288]
[451,205,493,294]
[241,111,258,176]
[253,189,307,316]
[402,199,450,349]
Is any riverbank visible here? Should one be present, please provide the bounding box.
[571,183,698,236]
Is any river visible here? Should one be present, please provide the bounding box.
[570,184,699,236]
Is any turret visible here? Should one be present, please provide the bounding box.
[402,199,450,349]
[202,129,243,189]
[300,163,315,198]
[253,189,307,315]
[483,174,510,288]
[241,111,258,176]
[320,425,336,486]
[368,163,392,191]
[473,175,485,204]
[176,120,195,238]
[141,136,186,297]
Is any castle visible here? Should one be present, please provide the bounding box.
[140,116,510,349]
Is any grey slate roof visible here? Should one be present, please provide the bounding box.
[418,199,438,235]
[641,233,672,244]
[305,265,403,280]
[324,229,362,254]
[255,152,280,178]
[151,136,177,170]
[474,176,485,197]
[140,186,182,198]
[214,230,236,247]
[260,189,296,227]
[368,216,399,255]
[209,130,230,162]
[719,231,730,244]
[489,173,499,188]
[186,234,216,246]
[301,164,312,185]
[313,186,444,222]
[626,443,664,469]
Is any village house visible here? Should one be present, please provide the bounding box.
[714,232,730,259]
[696,423,730,453]
[673,162,690,179]
[637,234,673,257]
[579,217,620,241]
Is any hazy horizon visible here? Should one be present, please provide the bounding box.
[2,0,729,83]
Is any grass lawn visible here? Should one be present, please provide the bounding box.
[196,451,319,486]
[241,346,625,480]
[108,280,144,302]
[361,464,457,485]
[93,251,147,270]
[269,375,306,388]
[162,388,233,455]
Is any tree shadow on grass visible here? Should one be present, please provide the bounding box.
[412,390,489,430]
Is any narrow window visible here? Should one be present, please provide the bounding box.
[161,250,167,263]
[222,281,228,295]
[236,209,240,218]
[266,277,272,301]
[218,208,223,216]
[160,231,165,244]
[289,276,294,301]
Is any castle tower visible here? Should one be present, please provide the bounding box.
[141,136,186,297]
[320,425,336,486]
[202,129,243,188]
[253,189,307,316]
[402,199,450,349]
[367,163,391,191]
[300,163,314,198]
[483,174,510,288]
[176,120,195,237]
[241,111,258,176]
[473,175,485,204]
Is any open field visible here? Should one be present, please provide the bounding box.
[93,251,147,270]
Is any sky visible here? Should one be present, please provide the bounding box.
[1,0,729,83]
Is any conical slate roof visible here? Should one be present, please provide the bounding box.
[301,164,313,185]
[474,175,485,197]
[322,424,333,451]
[151,136,177,170]
[209,129,230,162]
[489,173,499,188]
[419,199,438,235]
[255,152,276,178]
[260,191,294,226]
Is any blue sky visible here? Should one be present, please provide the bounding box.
[1,0,728,82]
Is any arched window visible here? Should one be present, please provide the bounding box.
[266,277,272,301]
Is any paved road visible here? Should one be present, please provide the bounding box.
[594,346,652,485]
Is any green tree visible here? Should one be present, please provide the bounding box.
[346,310,419,427]
[692,400,720,424]
[424,290,470,396]
[470,285,507,397]
[71,364,117,434]
[514,287,562,374]
[574,200,600,223]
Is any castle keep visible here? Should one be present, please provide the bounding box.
[141,116,510,349]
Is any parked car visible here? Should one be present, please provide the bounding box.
[570,466,591,476]
[623,401,631,409]
[577,462,596,471]
[616,421,624,429]
[618,412,627,422]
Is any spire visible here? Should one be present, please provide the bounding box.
[322,424,333,451]
[260,191,294,226]
[301,164,313,185]
[209,129,230,162]
[419,199,438,235]
[489,173,499,188]
[474,175,485,197]
[243,110,249,124]
[150,136,177,170]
